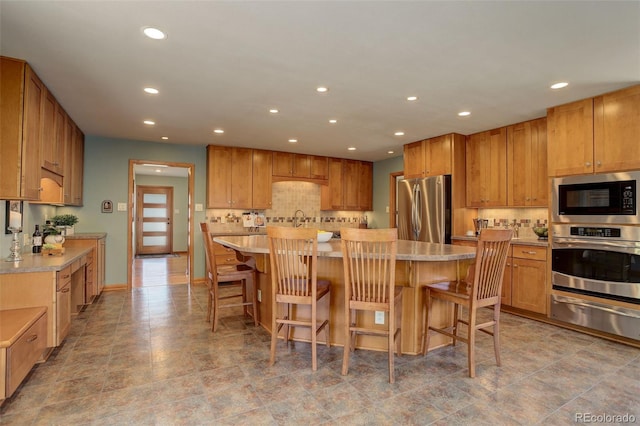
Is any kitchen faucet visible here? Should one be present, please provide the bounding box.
[293,209,306,227]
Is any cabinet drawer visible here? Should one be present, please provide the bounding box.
[6,311,47,397]
[215,253,239,266]
[57,265,72,290]
[512,245,546,261]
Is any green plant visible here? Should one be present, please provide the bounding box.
[51,214,79,227]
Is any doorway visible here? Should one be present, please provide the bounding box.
[127,160,195,290]
[135,185,174,255]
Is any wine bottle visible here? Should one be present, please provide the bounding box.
[32,224,42,253]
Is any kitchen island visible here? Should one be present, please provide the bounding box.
[214,234,476,355]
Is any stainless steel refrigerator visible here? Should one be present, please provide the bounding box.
[397,175,451,243]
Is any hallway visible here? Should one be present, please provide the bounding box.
[132,253,188,288]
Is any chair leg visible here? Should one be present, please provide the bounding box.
[493,305,501,367]
[269,300,278,367]
[206,283,212,322]
[212,285,220,332]
[423,289,433,356]
[396,297,402,357]
[350,309,357,352]
[388,306,395,384]
[451,303,459,347]
[311,299,318,371]
[249,272,258,327]
[242,278,249,317]
[325,291,331,348]
[341,304,351,376]
[467,305,477,378]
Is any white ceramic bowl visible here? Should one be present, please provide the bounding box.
[317,231,333,243]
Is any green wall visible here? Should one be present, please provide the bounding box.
[371,155,403,229]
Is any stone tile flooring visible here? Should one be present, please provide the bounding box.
[1,284,639,425]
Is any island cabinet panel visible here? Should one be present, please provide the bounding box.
[507,117,548,207]
[206,145,253,209]
[593,84,640,173]
[466,127,507,207]
[0,57,43,200]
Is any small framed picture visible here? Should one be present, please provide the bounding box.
[101,200,113,213]
[5,200,23,234]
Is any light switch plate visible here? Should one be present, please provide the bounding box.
[195,203,203,212]
[375,311,385,324]
[117,202,127,211]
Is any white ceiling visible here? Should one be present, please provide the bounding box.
[1,1,639,162]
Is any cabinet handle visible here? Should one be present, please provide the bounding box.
[596,161,602,167]
[585,162,591,167]
[62,274,70,279]
[521,250,537,255]
[513,264,519,268]
[26,334,39,343]
[61,288,70,293]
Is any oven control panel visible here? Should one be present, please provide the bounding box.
[569,226,621,238]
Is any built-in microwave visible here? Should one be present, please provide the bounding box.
[552,171,639,224]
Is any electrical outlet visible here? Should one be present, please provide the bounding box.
[374,311,385,324]
[385,205,390,213]
[257,289,262,302]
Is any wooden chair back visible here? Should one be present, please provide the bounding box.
[267,226,319,300]
[469,229,513,307]
[200,222,216,286]
[340,228,398,310]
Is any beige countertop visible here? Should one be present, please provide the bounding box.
[214,235,476,262]
[64,233,107,240]
[452,235,549,247]
[0,247,93,274]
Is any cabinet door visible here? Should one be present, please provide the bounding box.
[272,151,293,177]
[292,154,311,178]
[71,127,84,205]
[466,128,507,207]
[321,158,344,210]
[310,156,328,180]
[22,64,44,200]
[230,148,253,208]
[53,102,66,176]
[594,85,640,173]
[425,134,452,176]
[343,159,360,210]
[252,149,272,209]
[63,115,74,204]
[501,257,512,306]
[403,140,425,178]
[358,162,373,211]
[56,281,71,346]
[547,98,594,176]
[41,88,58,174]
[507,118,548,207]
[207,146,232,208]
[511,258,547,314]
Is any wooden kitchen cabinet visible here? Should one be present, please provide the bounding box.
[41,88,66,177]
[56,266,72,341]
[321,158,373,211]
[547,84,640,176]
[466,127,507,207]
[510,245,547,315]
[321,158,344,210]
[64,234,106,301]
[64,124,84,206]
[403,133,462,179]
[358,161,373,211]
[252,149,273,209]
[206,145,253,209]
[272,152,328,181]
[343,159,360,210]
[0,57,43,200]
[507,118,548,207]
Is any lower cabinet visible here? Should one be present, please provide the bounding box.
[56,266,72,343]
[63,234,106,299]
[509,245,547,314]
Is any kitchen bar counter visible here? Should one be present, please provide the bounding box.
[0,247,93,274]
[64,232,107,240]
[214,234,476,355]
[452,235,548,247]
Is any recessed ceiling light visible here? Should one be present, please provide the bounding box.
[329,119,337,124]
[288,139,298,143]
[407,96,418,101]
[551,82,569,90]
[161,136,168,140]
[458,111,471,117]
[143,87,159,94]
[316,86,329,93]
[213,129,224,134]
[394,131,405,136]
[155,169,163,173]
[388,150,395,154]
[347,147,356,151]
[143,27,166,40]
[143,120,155,125]
[269,108,279,114]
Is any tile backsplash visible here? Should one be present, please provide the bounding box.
[476,207,549,239]
[206,181,369,233]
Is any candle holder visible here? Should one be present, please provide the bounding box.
[5,226,23,262]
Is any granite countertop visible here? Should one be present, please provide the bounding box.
[64,232,107,239]
[210,231,266,237]
[214,235,476,262]
[0,247,93,274]
[451,235,548,247]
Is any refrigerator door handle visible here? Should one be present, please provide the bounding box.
[413,183,422,240]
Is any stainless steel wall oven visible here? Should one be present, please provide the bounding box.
[550,223,640,340]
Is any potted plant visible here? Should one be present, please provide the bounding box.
[51,214,79,236]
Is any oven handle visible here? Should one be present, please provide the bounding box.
[553,295,640,319]
[553,239,640,253]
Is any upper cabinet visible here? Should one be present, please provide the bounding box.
[206,146,253,209]
[465,127,507,207]
[547,84,640,176]
[320,159,373,211]
[252,149,273,209]
[0,57,43,200]
[272,152,328,182]
[41,88,65,176]
[403,134,459,178]
[507,118,548,207]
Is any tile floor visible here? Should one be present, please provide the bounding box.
[1,284,639,425]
